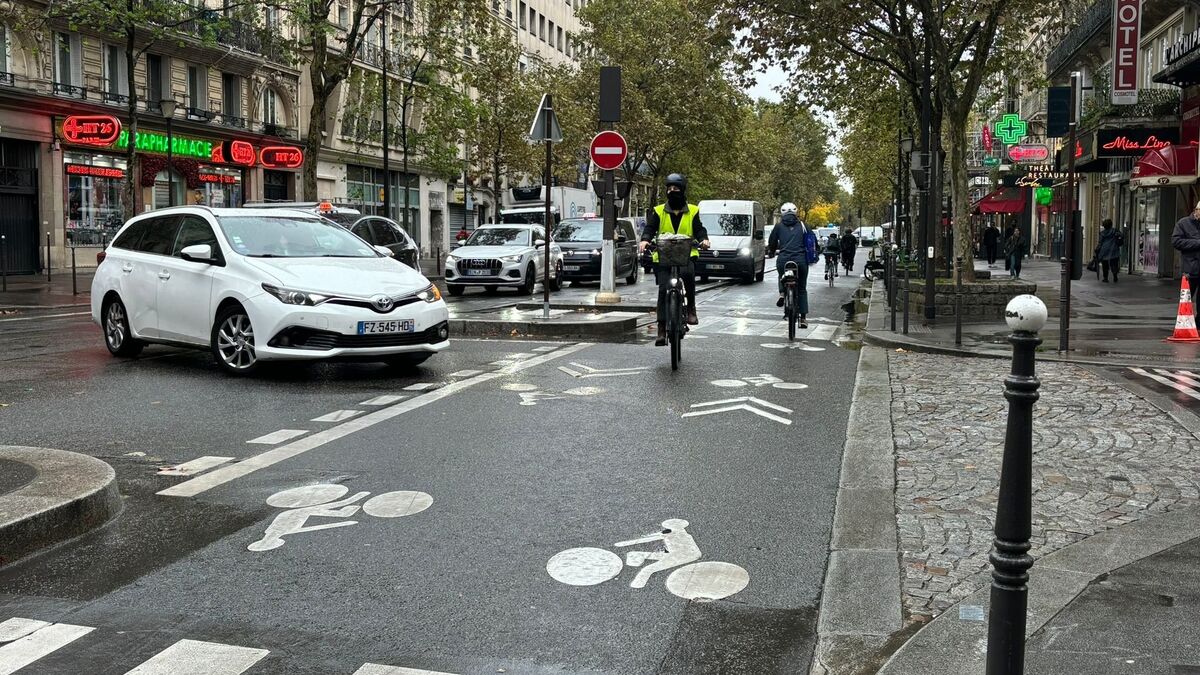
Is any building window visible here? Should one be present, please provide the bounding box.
[337,3,348,27]
[519,1,526,28]
[264,4,279,31]
[65,151,127,235]
[261,88,278,126]
[529,8,536,34]
[0,26,10,77]
[557,26,563,52]
[222,73,241,119]
[187,64,208,115]
[566,34,572,57]
[539,15,545,41]
[549,21,555,45]
[54,32,82,93]
[102,44,129,101]
[147,54,165,112]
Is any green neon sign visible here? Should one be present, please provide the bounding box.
[983,156,1000,166]
[1035,187,1053,205]
[993,114,1028,145]
[113,130,213,160]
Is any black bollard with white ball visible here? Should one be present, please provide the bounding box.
[986,294,1047,675]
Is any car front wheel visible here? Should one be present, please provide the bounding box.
[521,264,536,295]
[211,305,259,375]
[103,297,145,357]
[548,261,563,291]
[447,284,465,297]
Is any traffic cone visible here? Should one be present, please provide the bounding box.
[1167,277,1200,342]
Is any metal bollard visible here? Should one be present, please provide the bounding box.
[1,234,7,292]
[45,232,51,282]
[955,256,963,346]
[985,295,1047,675]
[71,246,77,295]
[890,249,898,332]
[902,250,910,335]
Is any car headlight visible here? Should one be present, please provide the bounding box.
[262,283,329,306]
[417,285,443,303]
[591,249,601,256]
[500,254,522,263]
[740,247,752,256]
[445,254,459,265]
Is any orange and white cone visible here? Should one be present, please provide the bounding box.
[1167,277,1200,342]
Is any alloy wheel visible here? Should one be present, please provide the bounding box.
[105,302,126,350]
[216,312,257,370]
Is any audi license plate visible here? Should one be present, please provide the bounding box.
[467,269,490,276]
[357,320,415,335]
[564,265,581,271]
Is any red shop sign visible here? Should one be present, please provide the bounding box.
[210,140,257,167]
[65,163,126,179]
[1007,144,1050,163]
[1096,128,1179,156]
[259,146,303,169]
[62,115,122,146]
[198,172,238,184]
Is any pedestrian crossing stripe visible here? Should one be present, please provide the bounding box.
[1129,368,1200,403]
[0,618,457,675]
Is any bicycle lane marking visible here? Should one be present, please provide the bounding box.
[156,342,594,498]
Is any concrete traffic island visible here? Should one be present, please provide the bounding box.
[449,307,646,339]
[0,445,121,567]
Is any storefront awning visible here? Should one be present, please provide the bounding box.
[973,186,1027,214]
[1131,144,1198,189]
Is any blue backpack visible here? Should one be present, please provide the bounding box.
[804,229,820,264]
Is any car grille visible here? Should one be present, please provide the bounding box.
[325,295,422,313]
[457,258,502,274]
[269,322,449,350]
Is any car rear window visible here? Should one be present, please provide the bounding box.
[111,220,150,250]
[135,217,182,255]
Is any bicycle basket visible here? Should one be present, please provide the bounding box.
[656,234,694,267]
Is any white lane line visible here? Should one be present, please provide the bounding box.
[0,618,50,643]
[447,369,482,378]
[1157,369,1200,389]
[311,409,363,423]
[402,383,441,391]
[532,345,558,352]
[1131,368,1200,402]
[247,429,309,445]
[353,665,459,675]
[124,639,268,675]
[807,324,837,342]
[359,395,407,406]
[0,622,95,675]
[158,343,592,498]
[157,456,235,476]
[0,311,91,323]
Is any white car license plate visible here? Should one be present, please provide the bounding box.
[358,320,415,335]
[564,265,581,271]
[467,269,490,276]
[707,264,725,270]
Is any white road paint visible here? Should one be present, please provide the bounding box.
[247,429,309,445]
[0,618,49,643]
[557,362,649,379]
[359,395,408,406]
[402,383,442,392]
[1131,368,1200,402]
[0,622,94,675]
[807,324,838,341]
[546,547,624,586]
[682,397,793,425]
[265,484,351,508]
[711,379,748,388]
[158,343,592,498]
[563,386,605,396]
[532,345,559,353]
[664,561,750,601]
[362,491,433,518]
[711,375,808,390]
[311,409,364,423]
[353,664,459,675]
[157,456,235,476]
[0,311,90,323]
[124,639,268,675]
[761,342,825,351]
[446,369,483,378]
[1157,369,1200,389]
[501,383,539,392]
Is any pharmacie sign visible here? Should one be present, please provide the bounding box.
[1096,128,1180,157]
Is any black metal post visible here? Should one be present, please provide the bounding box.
[543,108,553,318]
[903,251,911,335]
[1059,72,1079,353]
[45,231,51,281]
[1,234,7,292]
[166,116,175,207]
[955,256,963,346]
[986,296,1045,675]
[921,27,936,322]
[381,10,391,221]
[71,245,77,295]
[891,249,898,332]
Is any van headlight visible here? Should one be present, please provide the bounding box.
[262,283,329,306]
[417,285,443,303]
[740,247,752,256]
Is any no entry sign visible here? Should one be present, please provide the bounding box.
[590,130,627,171]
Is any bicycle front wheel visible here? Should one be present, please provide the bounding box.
[667,290,682,370]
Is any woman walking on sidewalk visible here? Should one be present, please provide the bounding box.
[1097,219,1122,283]
[1004,227,1027,279]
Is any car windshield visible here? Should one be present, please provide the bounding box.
[217,216,379,258]
[700,213,751,236]
[466,228,532,246]
[553,220,603,242]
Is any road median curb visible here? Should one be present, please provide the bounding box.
[449,313,641,339]
[0,445,121,567]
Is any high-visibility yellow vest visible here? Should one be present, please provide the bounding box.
[652,203,700,263]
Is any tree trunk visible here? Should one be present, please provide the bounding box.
[122,22,139,219]
[302,79,326,200]
[947,111,976,282]
[402,92,411,233]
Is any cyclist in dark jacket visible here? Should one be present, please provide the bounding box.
[767,202,810,327]
[839,229,858,271]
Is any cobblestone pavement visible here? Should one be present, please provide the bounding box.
[889,352,1200,623]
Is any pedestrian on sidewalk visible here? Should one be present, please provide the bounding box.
[1003,220,1015,271]
[983,222,1000,268]
[1097,218,1122,283]
[1171,201,1200,306]
[1004,226,1027,279]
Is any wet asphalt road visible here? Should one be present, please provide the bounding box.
[0,261,865,674]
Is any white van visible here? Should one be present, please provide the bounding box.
[695,199,767,283]
[853,226,884,246]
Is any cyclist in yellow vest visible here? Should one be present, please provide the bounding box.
[638,173,710,345]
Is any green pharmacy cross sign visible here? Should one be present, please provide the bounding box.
[993,114,1028,146]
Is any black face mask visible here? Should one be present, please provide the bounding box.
[667,191,686,210]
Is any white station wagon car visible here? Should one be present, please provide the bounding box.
[91,206,449,375]
[443,224,564,295]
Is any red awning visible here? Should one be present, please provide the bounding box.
[1131,144,1198,189]
[972,187,1027,214]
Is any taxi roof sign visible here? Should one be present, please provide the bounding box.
[318,201,334,212]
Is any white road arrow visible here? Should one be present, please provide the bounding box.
[558,362,649,378]
[681,397,794,425]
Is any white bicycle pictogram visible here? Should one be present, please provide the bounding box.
[545,519,749,601]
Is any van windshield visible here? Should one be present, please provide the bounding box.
[700,213,751,236]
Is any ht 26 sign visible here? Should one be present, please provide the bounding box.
[260,146,304,169]
[63,115,122,147]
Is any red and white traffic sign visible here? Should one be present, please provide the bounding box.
[590,130,628,171]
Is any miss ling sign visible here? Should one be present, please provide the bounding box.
[1112,0,1142,105]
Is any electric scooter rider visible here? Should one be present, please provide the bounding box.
[767,202,810,329]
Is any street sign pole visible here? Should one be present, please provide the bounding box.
[528,93,563,320]
[599,168,617,300]
[1060,72,1079,353]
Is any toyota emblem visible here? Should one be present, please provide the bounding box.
[371,295,394,312]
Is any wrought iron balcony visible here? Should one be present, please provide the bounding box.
[186,106,215,121]
[1046,0,1110,75]
[222,114,248,129]
[53,82,86,98]
[262,122,295,139]
[149,0,289,63]
[0,72,13,86]
[102,91,131,106]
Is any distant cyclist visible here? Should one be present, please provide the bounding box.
[823,232,841,279]
[839,228,858,272]
[767,202,810,328]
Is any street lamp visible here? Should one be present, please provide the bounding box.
[900,137,914,249]
[159,98,178,207]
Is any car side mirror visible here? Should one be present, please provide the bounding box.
[180,244,218,265]
[616,234,627,243]
[754,231,765,241]
[374,245,395,257]
[535,239,546,247]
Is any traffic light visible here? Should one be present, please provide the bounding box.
[1046,87,1071,137]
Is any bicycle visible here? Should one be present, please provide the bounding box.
[652,234,698,371]
[781,260,805,341]
[824,254,838,287]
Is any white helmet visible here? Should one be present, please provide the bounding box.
[780,202,797,215]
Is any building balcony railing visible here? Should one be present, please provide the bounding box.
[101,91,131,106]
[1046,0,1110,75]
[53,82,86,99]
[186,106,215,122]
[149,0,289,64]
[261,122,295,139]
[221,114,248,129]
[1080,87,1180,130]
[0,72,13,86]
